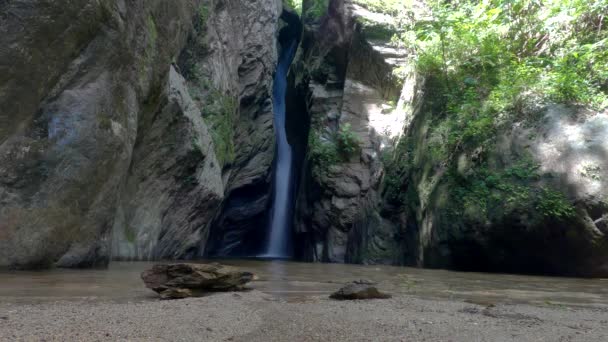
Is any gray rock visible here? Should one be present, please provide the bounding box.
[0,0,283,268]
[395,85,608,275]
[294,0,405,264]
[159,288,193,300]
[330,281,391,300]
[0,0,203,269]
[141,263,255,299]
[200,0,283,256]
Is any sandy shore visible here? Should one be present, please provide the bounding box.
[1,290,607,342]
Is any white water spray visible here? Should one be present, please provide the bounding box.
[262,41,298,258]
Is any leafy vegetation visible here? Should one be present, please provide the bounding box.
[302,0,328,21]
[284,0,303,15]
[369,0,605,222]
[146,15,158,43]
[124,226,137,244]
[308,128,338,179]
[198,3,209,27]
[336,123,361,158]
[201,89,238,167]
[536,187,576,219]
[450,157,575,222]
[382,138,414,205]
[307,123,361,179]
[407,1,607,161]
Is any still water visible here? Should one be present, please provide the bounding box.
[1,260,607,307]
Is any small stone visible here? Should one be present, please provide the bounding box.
[353,279,377,285]
[330,281,391,300]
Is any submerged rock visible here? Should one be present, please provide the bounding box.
[330,280,391,300]
[141,263,255,300]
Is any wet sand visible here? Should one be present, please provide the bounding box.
[1,260,608,341]
[2,290,608,341]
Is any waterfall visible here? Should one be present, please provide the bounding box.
[262,40,298,258]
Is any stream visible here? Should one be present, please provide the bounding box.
[2,260,607,307]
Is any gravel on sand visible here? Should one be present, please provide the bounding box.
[1,290,608,341]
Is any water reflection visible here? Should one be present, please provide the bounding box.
[1,260,607,307]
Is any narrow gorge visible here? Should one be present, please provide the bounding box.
[1,0,608,278]
[263,35,298,258]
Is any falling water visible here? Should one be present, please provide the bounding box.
[262,40,298,258]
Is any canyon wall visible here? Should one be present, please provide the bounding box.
[293,0,408,263]
[2,0,607,276]
[293,0,608,277]
[0,0,282,268]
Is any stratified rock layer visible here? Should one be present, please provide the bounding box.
[293,0,406,264]
[0,0,282,268]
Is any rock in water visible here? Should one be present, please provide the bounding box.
[330,280,392,300]
[141,263,254,299]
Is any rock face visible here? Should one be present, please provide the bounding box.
[330,280,391,300]
[114,0,284,260]
[141,263,254,299]
[293,0,407,263]
[206,8,302,257]
[0,0,283,268]
[2,0,607,278]
[397,102,608,276]
[293,0,608,277]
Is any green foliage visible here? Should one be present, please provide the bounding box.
[303,0,328,21]
[377,1,592,230]
[536,188,576,219]
[450,158,575,223]
[198,3,209,27]
[124,226,137,244]
[382,138,414,205]
[146,15,158,43]
[284,0,303,15]
[336,123,361,159]
[308,129,338,179]
[307,123,362,179]
[454,165,534,220]
[201,89,238,166]
[385,0,608,176]
[419,0,606,108]
[360,20,398,41]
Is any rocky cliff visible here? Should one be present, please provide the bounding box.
[0,0,283,268]
[292,0,407,263]
[2,0,607,277]
[293,0,608,277]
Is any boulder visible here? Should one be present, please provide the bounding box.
[330,280,391,300]
[141,263,255,299]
